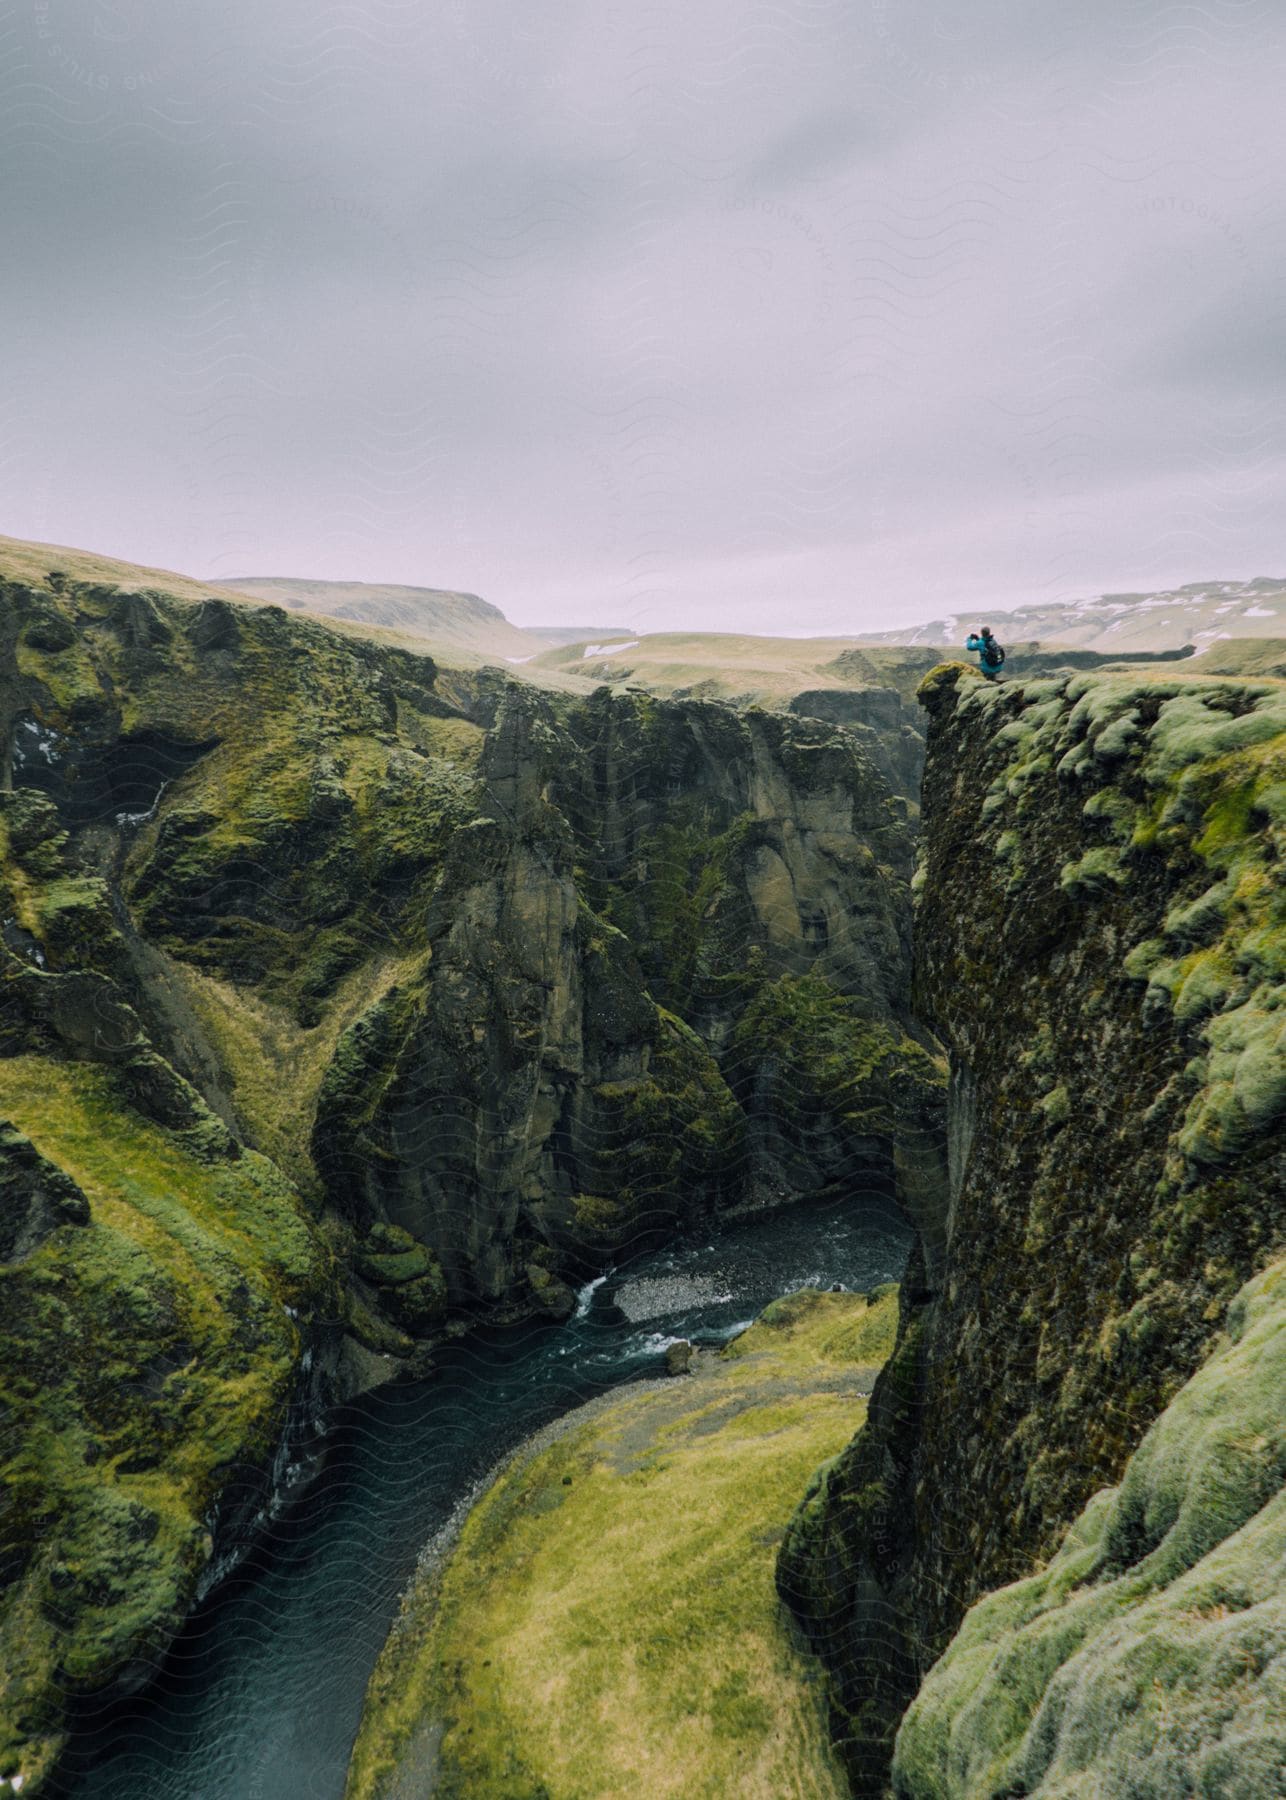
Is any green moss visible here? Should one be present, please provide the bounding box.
[1162,877,1235,946]
[1171,948,1242,1024]
[1146,687,1286,784]
[353,1225,446,1332]
[1059,846,1127,897]
[569,1192,625,1237]
[358,1245,431,1284]
[0,1057,330,1781]
[726,973,945,1193]
[1038,1084,1071,1127]
[597,808,755,1013]
[584,1010,743,1240]
[1080,788,1134,837]
[0,791,68,879]
[892,1259,1286,1799]
[917,662,987,709]
[30,877,118,969]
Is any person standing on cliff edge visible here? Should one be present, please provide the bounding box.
[965,627,1006,680]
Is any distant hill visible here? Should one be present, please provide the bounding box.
[0,536,598,688]
[220,577,538,660]
[531,630,944,706]
[850,578,1285,655]
[219,580,638,662]
[1193,636,1286,679]
[523,625,633,647]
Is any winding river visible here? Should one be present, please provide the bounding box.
[58,1194,909,1800]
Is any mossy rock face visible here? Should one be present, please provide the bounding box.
[0,1058,331,1790]
[7,575,926,1315]
[20,606,77,654]
[784,663,1285,1794]
[1,790,67,869]
[311,683,927,1299]
[555,691,914,1035]
[0,574,490,1784]
[2,573,481,1022]
[725,972,946,1215]
[892,1258,1286,1798]
[354,1226,447,1333]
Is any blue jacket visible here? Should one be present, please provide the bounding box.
[966,633,1004,675]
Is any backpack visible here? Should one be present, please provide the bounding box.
[985,638,1005,668]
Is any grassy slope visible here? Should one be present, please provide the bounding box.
[0,1059,327,1793]
[1196,636,1286,679]
[345,1287,900,1800]
[894,1256,1286,1798]
[0,534,256,609]
[163,951,424,1196]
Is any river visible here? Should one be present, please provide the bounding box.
[57,1193,909,1800]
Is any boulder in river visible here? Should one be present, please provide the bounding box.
[526,1263,577,1321]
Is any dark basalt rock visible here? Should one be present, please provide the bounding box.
[0,1120,90,1261]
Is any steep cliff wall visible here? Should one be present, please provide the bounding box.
[312,682,944,1304]
[780,662,1285,1793]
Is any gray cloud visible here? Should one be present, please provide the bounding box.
[2,0,1284,632]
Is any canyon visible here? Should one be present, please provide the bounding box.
[0,555,1282,1796]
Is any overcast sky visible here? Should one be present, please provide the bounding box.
[3,1,1284,633]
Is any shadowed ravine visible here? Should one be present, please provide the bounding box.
[56,1195,909,1800]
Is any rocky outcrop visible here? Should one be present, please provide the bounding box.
[788,685,926,804]
[0,1120,90,1260]
[780,663,1286,1794]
